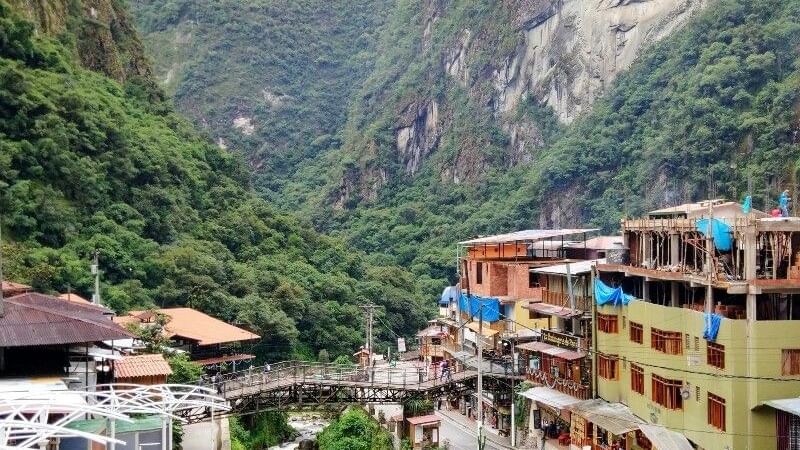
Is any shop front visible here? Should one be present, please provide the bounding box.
[519,386,581,445]
[568,399,645,450]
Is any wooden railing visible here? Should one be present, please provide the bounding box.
[527,369,591,400]
[542,290,590,311]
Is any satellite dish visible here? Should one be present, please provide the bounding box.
[680,386,691,400]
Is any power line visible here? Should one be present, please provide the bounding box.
[497,313,800,383]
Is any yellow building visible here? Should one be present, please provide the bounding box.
[594,206,800,450]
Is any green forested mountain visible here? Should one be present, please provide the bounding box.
[0,0,429,361]
[137,0,800,297]
[130,0,393,197]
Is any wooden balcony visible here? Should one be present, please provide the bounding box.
[542,290,590,312]
[526,369,591,400]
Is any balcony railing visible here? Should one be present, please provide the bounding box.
[542,290,590,312]
[527,369,591,400]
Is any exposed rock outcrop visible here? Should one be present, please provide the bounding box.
[9,0,152,82]
[495,0,707,123]
[396,101,441,176]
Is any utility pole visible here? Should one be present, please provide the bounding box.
[360,303,380,359]
[91,250,101,306]
[477,304,485,448]
[0,213,4,317]
[510,336,516,447]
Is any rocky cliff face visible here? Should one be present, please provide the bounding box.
[9,0,151,82]
[493,0,707,123]
[333,0,706,207]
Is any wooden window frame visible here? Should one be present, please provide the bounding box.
[782,349,800,376]
[598,354,619,380]
[631,364,644,395]
[476,262,483,285]
[708,393,726,431]
[651,328,683,355]
[651,374,683,410]
[630,322,643,344]
[707,342,725,370]
[598,314,619,334]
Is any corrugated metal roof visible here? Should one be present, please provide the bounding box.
[523,302,583,318]
[0,293,133,347]
[532,259,606,276]
[566,236,625,250]
[114,354,172,379]
[638,424,693,450]
[459,229,599,245]
[519,386,581,410]
[569,399,646,436]
[763,398,800,416]
[1,281,31,295]
[516,341,586,361]
[406,414,441,425]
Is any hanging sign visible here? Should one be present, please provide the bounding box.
[541,330,581,351]
[397,338,406,353]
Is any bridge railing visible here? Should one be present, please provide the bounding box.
[206,359,474,396]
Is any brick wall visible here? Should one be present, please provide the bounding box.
[507,263,544,300]
[467,260,508,297]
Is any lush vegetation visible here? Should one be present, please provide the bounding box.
[130,0,393,198]
[230,413,295,450]
[317,408,393,450]
[288,0,800,292]
[0,1,430,361]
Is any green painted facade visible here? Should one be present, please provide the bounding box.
[596,295,800,450]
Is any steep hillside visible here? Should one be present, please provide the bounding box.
[130,0,393,197]
[134,0,800,295]
[0,0,428,360]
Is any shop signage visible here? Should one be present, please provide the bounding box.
[541,330,581,351]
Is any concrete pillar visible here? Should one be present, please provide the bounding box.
[744,228,757,280]
[642,279,649,302]
[746,293,757,322]
[670,282,680,307]
[670,233,680,266]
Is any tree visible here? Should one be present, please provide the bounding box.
[317,408,392,450]
[167,354,203,384]
[318,349,330,363]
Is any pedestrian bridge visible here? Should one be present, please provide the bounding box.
[178,359,519,423]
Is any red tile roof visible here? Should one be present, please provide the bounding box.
[406,414,441,425]
[114,354,172,379]
[0,293,133,347]
[115,308,260,346]
[1,281,31,296]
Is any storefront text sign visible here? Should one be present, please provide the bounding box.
[541,330,580,350]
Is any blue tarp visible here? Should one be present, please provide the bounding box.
[594,279,634,307]
[703,313,722,341]
[440,286,458,306]
[742,196,752,214]
[458,293,501,322]
[696,218,733,252]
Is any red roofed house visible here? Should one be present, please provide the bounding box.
[1,281,30,297]
[114,307,260,371]
[113,354,172,385]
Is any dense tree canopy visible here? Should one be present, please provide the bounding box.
[0,1,430,361]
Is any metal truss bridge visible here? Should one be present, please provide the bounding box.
[179,360,520,423]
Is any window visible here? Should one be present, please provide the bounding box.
[630,322,643,344]
[599,354,619,380]
[651,328,683,355]
[598,314,619,334]
[631,364,644,394]
[685,333,690,350]
[782,349,800,375]
[476,262,483,284]
[708,393,726,431]
[707,342,725,370]
[651,375,683,410]
[529,272,541,288]
[694,336,700,351]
